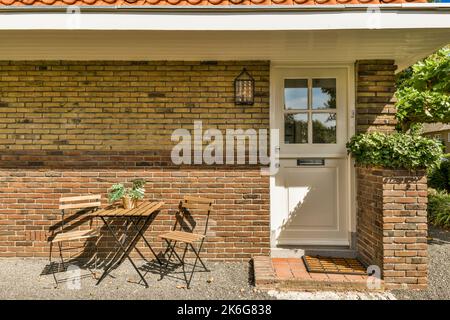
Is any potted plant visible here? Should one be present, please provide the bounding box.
[107,179,146,209]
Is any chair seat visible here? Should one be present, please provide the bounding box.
[51,228,99,243]
[159,230,205,244]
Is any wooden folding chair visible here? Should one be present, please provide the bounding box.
[48,194,102,287]
[159,195,213,288]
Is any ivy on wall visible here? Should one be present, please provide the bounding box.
[346,132,443,170]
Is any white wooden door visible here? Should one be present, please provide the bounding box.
[271,67,350,246]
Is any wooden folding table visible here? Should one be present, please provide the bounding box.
[92,200,164,287]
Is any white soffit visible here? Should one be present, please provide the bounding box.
[0,6,448,70]
[0,29,448,71]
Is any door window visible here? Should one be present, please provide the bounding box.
[312,113,336,144]
[284,79,308,110]
[285,113,308,144]
[284,78,337,144]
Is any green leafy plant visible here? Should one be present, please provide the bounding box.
[108,183,126,203]
[346,132,443,169]
[428,154,450,192]
[395,47,450,131]
[428,189,450,228]
[107,179,146,203]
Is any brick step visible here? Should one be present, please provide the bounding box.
[253,256,384,292]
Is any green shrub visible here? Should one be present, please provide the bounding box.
[428,155,450,192]
[346,132,443,170]
[395,47,450,130]
[428,189,450,228]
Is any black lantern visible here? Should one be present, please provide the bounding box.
[234,68,255,105]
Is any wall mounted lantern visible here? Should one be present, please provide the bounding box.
[234,68,255,106]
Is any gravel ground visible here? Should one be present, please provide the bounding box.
[0,259,272,300]
[0,258,392,300]
[393,226,450,300]
[0,227,448,300]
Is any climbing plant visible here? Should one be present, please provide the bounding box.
[395,47,450,131]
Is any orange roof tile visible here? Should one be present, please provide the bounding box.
[0,0,429,6]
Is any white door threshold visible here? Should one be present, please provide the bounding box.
[271,246,357,259]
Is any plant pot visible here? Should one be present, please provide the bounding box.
[122,196,135,209]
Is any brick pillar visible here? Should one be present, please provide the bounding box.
[356,167,428,290]
[356,60,398,133]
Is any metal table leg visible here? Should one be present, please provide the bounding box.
[96,216,149,288]
[114,217,142,267]
[130,214,163,265]
[99,219,131,273]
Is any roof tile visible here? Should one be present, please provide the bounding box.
[0,0,428,6]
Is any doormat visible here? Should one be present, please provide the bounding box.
[302,255,367,276]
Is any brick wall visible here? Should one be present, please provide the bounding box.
[0,61,270,261]
[0,166,270,260]
[356,60,398,133]
[0,61,269,151]
[356,167,428,289]
[355,167,384,270]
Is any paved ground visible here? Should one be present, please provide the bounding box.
[393,226,450,300]
[0,226,448,300]
[267,290,396,300]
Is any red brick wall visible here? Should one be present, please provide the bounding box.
[0,61,270,261]
[0,162,270,260]
[355,166,384,270]
[356,167,428,289]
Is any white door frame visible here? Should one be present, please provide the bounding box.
[269,62,356,249]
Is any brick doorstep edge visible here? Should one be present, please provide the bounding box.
[253,256,278,289]
[252,256,384,292]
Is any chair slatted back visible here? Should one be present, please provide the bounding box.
[57,194,102,232]
[59,195,102,211]
[177,196,213,236]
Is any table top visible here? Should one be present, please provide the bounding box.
[92,200,164,217]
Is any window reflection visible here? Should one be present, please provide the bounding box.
[284,79,308,110]
[312,79,336,110]
[312,113,336,144]
[285,113,308,144]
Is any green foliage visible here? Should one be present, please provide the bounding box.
[395,47,450,130]
[107,183,126,203]
[312,118,336,144]
[428,189,450,228]
[129,179,146,200]
[107,179,146,203]
[428,154,450,192]
[346,132,443,169]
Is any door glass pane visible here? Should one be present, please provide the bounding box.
[312,78,336,110]
[284,79,308,110]
[312,113,336,144]
[285,113,308,144]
